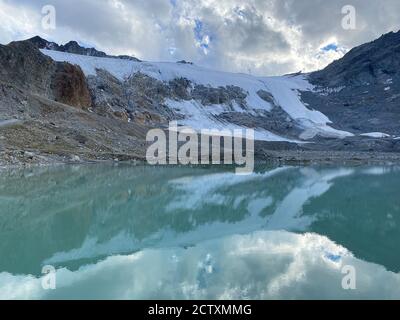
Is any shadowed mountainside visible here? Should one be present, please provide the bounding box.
[304,30,400,138]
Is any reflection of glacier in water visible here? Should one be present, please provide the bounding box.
[0,164,400,299]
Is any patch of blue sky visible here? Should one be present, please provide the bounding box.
[194,19,204,41]
[321,43,338,52]
[325,253,342,263]
[193,19,212,54]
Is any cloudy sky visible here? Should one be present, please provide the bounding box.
[1,0,399,76]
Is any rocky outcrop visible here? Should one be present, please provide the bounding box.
[51,63,92,108]
[62,40,107,58]
[0,39,92,109]
[87,70,173,124]
[0,41,55,95]
[87,70,275,128]
[191,85,247,107]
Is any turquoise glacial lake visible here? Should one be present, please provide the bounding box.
[0,164,399,299]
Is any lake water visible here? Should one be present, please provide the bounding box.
[0,164,399,299]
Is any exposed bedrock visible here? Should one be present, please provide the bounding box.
[0,40,92,109]
[52,63,92,108]
[87,70,260,126]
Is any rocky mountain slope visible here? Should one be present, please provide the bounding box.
[1,33,400,167]
[305,31,400,140]
[0,40,148,166]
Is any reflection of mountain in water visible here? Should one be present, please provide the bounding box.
[0,164,399,275]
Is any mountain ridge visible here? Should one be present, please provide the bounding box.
[24,36,142,62]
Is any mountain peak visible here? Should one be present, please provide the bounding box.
[23,36,59,50]
[61,40,107,57]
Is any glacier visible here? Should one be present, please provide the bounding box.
[41,49,353,142]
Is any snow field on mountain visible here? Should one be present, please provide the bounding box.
[42,49,353,141]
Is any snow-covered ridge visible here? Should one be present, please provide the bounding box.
[41,49,353,141]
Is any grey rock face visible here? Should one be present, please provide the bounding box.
[257,90,276,105]
[219,109,299,138]
[300,82,400,137]
[88,70,175,124]
[176,60,194,65]
[87,69,128,119]
[0,41,55,96]
[62,41,107,57]
[191,85,247,108]
[87,68,253,124]
[121,72,175,123]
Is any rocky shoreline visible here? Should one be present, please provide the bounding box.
[2,147,400,171]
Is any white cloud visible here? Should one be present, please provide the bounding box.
[1,0,400,75]
[1,231,400,299]
[0,1,41,44]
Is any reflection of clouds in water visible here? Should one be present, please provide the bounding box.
[2,231,400,300]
